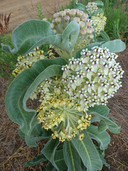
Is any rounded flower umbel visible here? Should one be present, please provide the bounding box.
[62,47,124,107]
[37,78,91,142]
[86,2,98,15]
[35,47,124,142]
[12,48,55,77]
[92,13,107,36]
[50,9,94,56]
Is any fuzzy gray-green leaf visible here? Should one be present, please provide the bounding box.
[71,130,102,171]
[63,140,82,171]
[5,58,67,135]
[87,125,110,150]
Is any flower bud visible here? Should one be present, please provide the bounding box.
[53,12,60,18]
[52,19,55,24]
[42,18,47,21]
[87,22,92,27]
[73,17,80,23]
[87,28,93,34]
[77,10,84,17]
[79,21,85,28]
[59,11,66,17]
[55,17,61,23]
[69,9,76,16]
[80,29,86,35]
[83,13,89,19]
[64,9,71,15]
[64,15,70,21]
[89,34,94,39]
[50,23,54,29]
[81,16,87,22]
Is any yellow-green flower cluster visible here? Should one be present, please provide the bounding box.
[50,9,94,55]
[37,77,91,142]
[86,2,98,15]
[12,48,55,77]
[92,13,107,35]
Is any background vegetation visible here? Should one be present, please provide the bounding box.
[0,0,128,80]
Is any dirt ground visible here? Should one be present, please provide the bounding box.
[0,0,70,33]
[0,0,128,171]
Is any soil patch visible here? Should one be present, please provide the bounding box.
[0,0,70,33]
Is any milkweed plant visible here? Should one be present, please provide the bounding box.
[1,1,126,171]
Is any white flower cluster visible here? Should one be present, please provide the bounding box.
[50,9,94,55]
[92,13,107,35]
[61,47,124,110]
[86,2,98,15]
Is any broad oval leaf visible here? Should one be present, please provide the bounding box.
[95,1,104,7]
[75,1,87,12]
[46,162,54,171]
[88,105,120,133]
[5,57,67,134]
[96,8,104,14]
[89,105,109,117]
[1,20,80,57]
[100,30,110,41]
[1,20,54,54]
[74,42,104,59]
[98,120,108,133]
[87,125,110,150]
[71,130,103,171]
[63,140,82,171]
[100,39,126,53]
[23,153,47,167]
[41,138,60,171]
[54,148,67,170]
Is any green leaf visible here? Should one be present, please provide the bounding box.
[63,140,82,171]
[46,162,54,171]
[5,57,67,135]
[1,20,54,54]
[25,121,51,147]
[100,39,126,53]
[54,148,67,170]
[23,153,47,167]
[30,123,42,136]
[96,8,104,14]
[95,1,104,7]
[95,147,110,169]
[18,129,25,139]
[75,1,87,12]
[74,42,104,59]
[25,134,37,147]
[87,125,110,150]
[1,20,80,57]
[71,130,102,171]
[41,138,60,170]
[100,31,110,41]
[98,120,108,133]
[89,105,109,117]
[88,105,120,133]
[33,129,52,142]
[81,161,87,171]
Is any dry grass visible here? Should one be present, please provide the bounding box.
[0,13,11,35]
[0,47,128,171]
